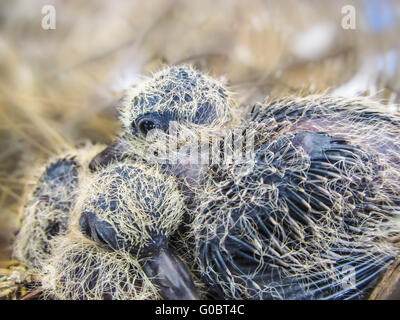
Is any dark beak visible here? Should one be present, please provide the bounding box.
[143,248,199,300]
[89,137,127,171]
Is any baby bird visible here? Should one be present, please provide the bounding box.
[44,159,199,300]
[89,65,237,173]
[13,143,199,299]
[192,95,400,299]
[13,144,103,271]
[84,64,400,299]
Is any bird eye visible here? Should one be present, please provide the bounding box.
[137,119,156,136]
[133,112,169,137]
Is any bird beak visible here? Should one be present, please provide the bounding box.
[89,138,127,171]
[143,248,199,300]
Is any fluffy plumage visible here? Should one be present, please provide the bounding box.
[89,65,238,174]
[43,156,203,299]
[77,160,185,258]
[13,144,104,271]
[119,65,235,136]
[41,228,158,300]
[13,144,199,300]
[193,95,400,299]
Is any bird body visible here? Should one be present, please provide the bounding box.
[192,95,400,299]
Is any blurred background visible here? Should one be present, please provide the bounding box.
[0,0,399,264]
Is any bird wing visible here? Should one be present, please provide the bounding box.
[197,130,398,299]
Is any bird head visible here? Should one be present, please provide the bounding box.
[77,160,199,299]
[89,65,237,182]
